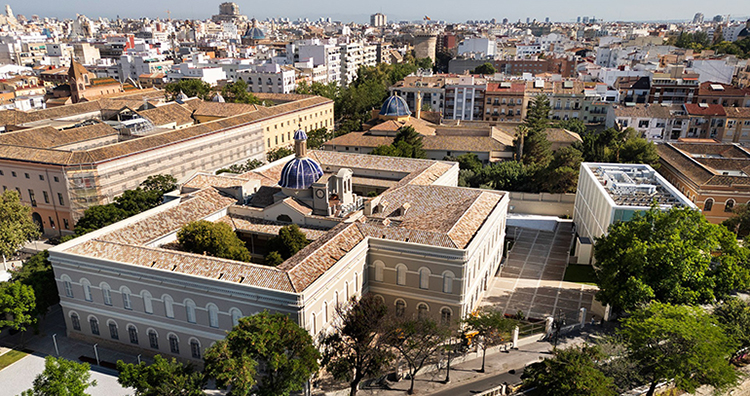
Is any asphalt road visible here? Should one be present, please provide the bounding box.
[429,368,524,396]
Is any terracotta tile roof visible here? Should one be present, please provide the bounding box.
[698,82,750,97]
[357,222,457,248]
[657,143,750,187]
[545,128,583,144]
[368,117,437,136]
[68,239,295,292]
[612,104,672,119]
[323,132,508,152]
[137,103,194,127]
[192,102,258,118]
[684,103,726,116]
[217,214,329,239]
[248,186,282,207]
[309,150,435,174]
[724,107,750,119]
[98,189,237,245]
[0,122,117,149]
[183,173,254,190]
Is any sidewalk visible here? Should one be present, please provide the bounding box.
[355,329,595,396]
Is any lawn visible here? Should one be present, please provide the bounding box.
[563,264,598,285]
[0,349,29,371]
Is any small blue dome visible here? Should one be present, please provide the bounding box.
[279,157,324,190]
[379,95,411,117]
[243,27,265,40]
[293,129,307,140]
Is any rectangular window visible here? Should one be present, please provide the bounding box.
[103,288,112,306]
[169,336,180,354]
[64,280,73,298]
[90,319,99,335]
[43,191,49,204]
[0,170,3,175]
[149,332,159,349]
[54,176,59,182]
[28,190,36,207]
[57,193,64,206]
[24,173,29,179]
[123,292,132,310]
[39,175,44,181]
[48,217,54,229]
[63,219,69,229]
[109,323,119,340]
[191,341,201,359]
[11,171,16,177]
[128,327,138,344]
[71,315,81,331]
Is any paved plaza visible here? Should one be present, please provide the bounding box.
[484,222,599,322]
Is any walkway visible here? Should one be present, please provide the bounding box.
[483,223,598,322]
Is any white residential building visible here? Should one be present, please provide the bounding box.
[237,63,296,94]
[457,37,496,58]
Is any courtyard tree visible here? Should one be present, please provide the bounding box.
[177,220,251,262]
[0,190,41,261]
[74,204,128,235]
[116,355,206,396]
[139,174,178,194]
[462,309,516,372]
[522,344,617,396]
[0,281,36,332]
[321,294,393,396]
[221,79,261,105]
[713,297,750,350]
[266,224,310,260]
[371,126,426,159]
[203,311,320,396]
[267,146,294,162]
[594,206,750,312]
[11,251,58,319]
[723,204,750,238]
[21,356,97,396]
[619,302,739,396]
[164,79,211,101]
[384,316,450,394]
[471,62,497,75]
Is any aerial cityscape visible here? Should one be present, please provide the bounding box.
[0,1,749,395]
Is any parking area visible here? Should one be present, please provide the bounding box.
[483,222,599,322]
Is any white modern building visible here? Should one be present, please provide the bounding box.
[237,63,296,94]
[572,163,695,264]
[457,37,496,58]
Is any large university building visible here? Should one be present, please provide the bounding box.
[48,132,509,362]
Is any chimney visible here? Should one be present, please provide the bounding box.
[415,91,423,120]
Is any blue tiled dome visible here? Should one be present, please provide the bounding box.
[243,27,265,40]
[279,157,324,190]
[379,95,411,117]
[293,129,307,140]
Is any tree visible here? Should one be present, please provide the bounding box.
[554,119,587,135]
[113,189,164,215]
[0,281,36,332]
[522,129,553,166]
[722,204,750,238]
[116,355,206,396]
[164,79,211,101]
[264,251,284,266]
[266,224,310,260]
[618,132,659,165]
[618,302,739,396]
[11,251,59,319]
[524,94,551,133]
[321,294,393,396]
[21,356,97,396]
[384,317,449,394]
[216,159,264,175]
[267,147,294,162]
[221,79,261,104]
[462,309,516,372]
[522,345,617,396]
[471,62,497,75]
[177,220,251,262]
[371,126,426,159]
[74,204,128,235]
[542,146,583,193]
[450,153,483,173]
[594,206,750,312]
[0,190,40,260]
[415,58,433,70]
[306,127,332,150]
[204,311,320,396]
[140,174,178,194]
[713,297,750,350]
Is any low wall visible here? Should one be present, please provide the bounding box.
[508,192,575,217]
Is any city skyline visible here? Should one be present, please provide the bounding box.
[6,0,750,24]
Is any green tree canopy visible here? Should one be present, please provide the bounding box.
[0,281,36,331]
[448,152,483,173]
[542,146,583,193]
[164,79,211,101]
[11,251,59,319]
[21,356,97,396]
[203,311,320,396]
[524,94,551,133]
[116,355,206,396]
[266,224,310,260]
[306,127,332,150]
[140,174,178,194]
[522,344,617,396]
[471,62,497,75]
[321,294,393,396]
[462,310,516,372]
[713,297,750,350]
[384,317,449,394]
[722,204,750,238]
[371,126,426,159]
[221,79,261,104]
[0,190,41,259]
[216,159,265,175]
[618,302,739,396]
[554,119,587,135]
[177,220,251,262]
[594,206,750,312]
[113,189,164,215]
[74,204,128,235]
[267,147,294,162]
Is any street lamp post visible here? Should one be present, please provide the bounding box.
[52,334,59,356]
[553,309,567,350]
[93,344,100,366]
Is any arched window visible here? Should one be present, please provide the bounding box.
[70,312,81,331]
[81,279,92,301]
[334,291,339,307]
[441,307,453,325]
[311,312,317,334]
[442,271,455,294]
[419,268,431,290]
[417,303,429,320]
[101,283,112,306]
[121,287,132,310]
[395,299,406,317]
[396,264,407,286]
[726,199,736,212]
[148,329,159,349]
[89,316,100,335]
[142,291,153,314]
[185,300,196,323]
[704,198,714,212]
[344,281,350,301]
[374,295,385,305]
[169,334,180,354]
[323,301,329,323]
[190,339,201,359]
[230,308,243,327]
[354,272,359,293]
[374,261,384,282]
[128,325,138,344]
[163,295,174,318]
[61,275,73,298]
[207,304,219,328]
[108,320,119,340]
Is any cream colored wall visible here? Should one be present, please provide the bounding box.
[261,102,334,152]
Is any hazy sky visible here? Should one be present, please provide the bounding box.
[7,0,750,24]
